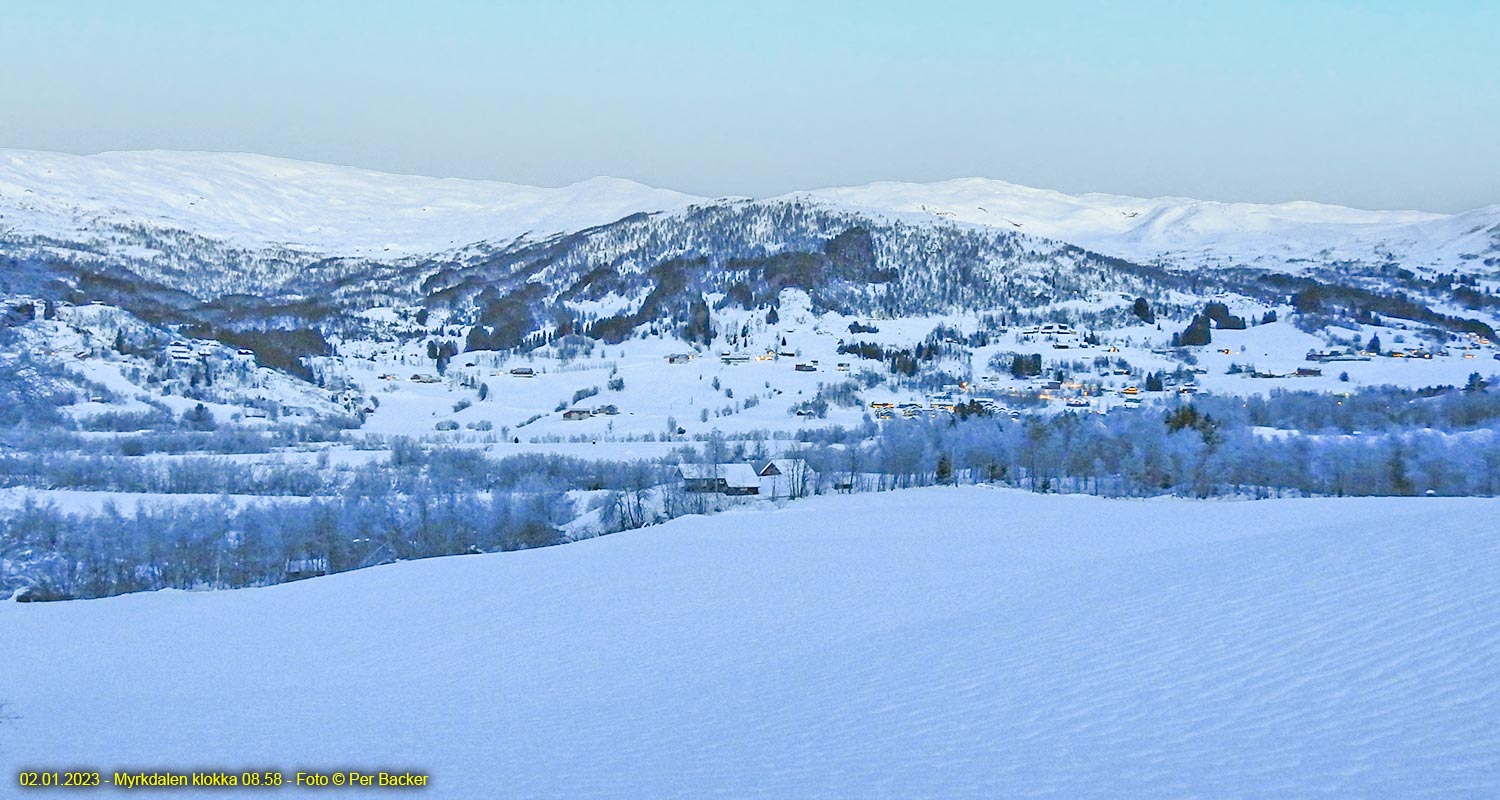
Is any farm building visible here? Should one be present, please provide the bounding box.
[679,463,761,495]
[167,341,195,362]
[284,558,329,582]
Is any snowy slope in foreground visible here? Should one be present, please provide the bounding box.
[793,178,1500,272]
[0,149,701,255]
[4,488,1499,798]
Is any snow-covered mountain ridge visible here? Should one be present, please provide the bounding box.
[0,149,700,256]
[791,177,1500,273]
[3,149,1496,275]
[4,149,1498,383]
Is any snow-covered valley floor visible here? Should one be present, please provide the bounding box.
[3,488,1498,798]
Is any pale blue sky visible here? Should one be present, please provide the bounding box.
[2,1,1496,211]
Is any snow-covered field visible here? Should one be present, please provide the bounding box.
[5,487,1497,798]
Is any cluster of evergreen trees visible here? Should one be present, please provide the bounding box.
[1267,273,1497,341]
[1174,301,1248,346]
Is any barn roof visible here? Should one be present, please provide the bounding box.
[760,458,814,477]
[678,463,761,488]
[719,463,761,489]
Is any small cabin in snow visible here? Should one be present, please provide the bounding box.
[679,463,761,495]
[285,557,329,582]
[562,408,593,420]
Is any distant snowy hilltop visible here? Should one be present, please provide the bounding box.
[2,148,1496,272]
[794,178,1500,274]
[0,149,698,257]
